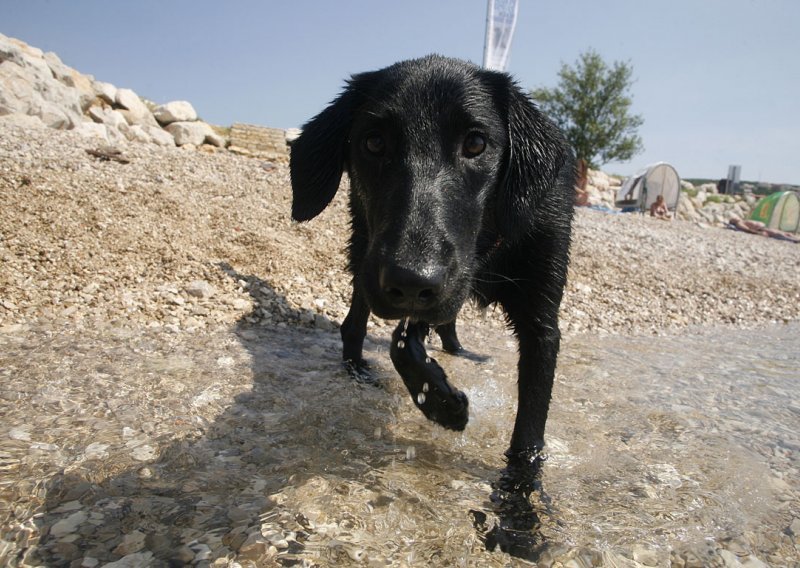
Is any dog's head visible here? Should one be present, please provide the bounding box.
[290,55,570,324]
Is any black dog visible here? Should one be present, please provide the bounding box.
[290,55,574,481]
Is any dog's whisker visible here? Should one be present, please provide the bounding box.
[472,273,527,288]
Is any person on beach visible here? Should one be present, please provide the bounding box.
[649,194,671,220]
[574,158,590,206]
[728,216,800,243]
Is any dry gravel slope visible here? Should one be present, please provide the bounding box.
[1,122,798,337]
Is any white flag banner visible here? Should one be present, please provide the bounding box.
[483,0,519,72]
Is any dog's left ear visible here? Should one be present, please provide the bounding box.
[483,72,574,241]
[290,79,364,222]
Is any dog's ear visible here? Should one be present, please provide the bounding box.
[483,72,574,241]
[290,78,364,222]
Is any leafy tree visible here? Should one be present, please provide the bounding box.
[531,49,644,168]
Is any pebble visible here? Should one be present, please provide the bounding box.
[113,530,146,555]
[185,280,216,298]
[131,445,156,461]
[50,511,88,538]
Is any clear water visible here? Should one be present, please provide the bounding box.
[0,321,797,566]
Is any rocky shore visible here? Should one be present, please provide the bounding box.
[1,122,798,338]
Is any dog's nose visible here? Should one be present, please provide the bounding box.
[379,264,444,308]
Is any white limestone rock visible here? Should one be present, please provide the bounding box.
[165,120,217,146]
[92,80,117,104]
[144,125,177,147]
[115,88,158,127]
[153,100,197,125]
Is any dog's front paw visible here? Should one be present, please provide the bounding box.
[413,371,469,431]
[390,321,469,431]
[343,358,380,386]
[496,447,547,495]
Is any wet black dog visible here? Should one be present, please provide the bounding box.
[290,55,574,481]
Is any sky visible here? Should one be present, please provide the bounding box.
[3,0,799,184]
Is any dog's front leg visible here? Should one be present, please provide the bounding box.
[434,320,463,353]
[501,329,560,491]
[390,320,469,431]
[476,330,558,560]
[340,287,373,383]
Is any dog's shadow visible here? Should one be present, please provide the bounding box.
[28,264,551,565]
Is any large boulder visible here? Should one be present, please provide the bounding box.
[0,33,83,128]
[73,121,128,147]
[144,125,176,147]
[42,51,94,109]
[164,121,220,146]
[88,105,128,130]
[92,80,117,104]
[115,88,158,127]
[153,101,197,125]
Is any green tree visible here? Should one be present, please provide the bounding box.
[531,49,644,168]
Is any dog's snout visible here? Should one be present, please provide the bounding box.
[379,264,444,308]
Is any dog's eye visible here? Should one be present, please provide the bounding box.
[463,132,486,158]
[364,133,386,156]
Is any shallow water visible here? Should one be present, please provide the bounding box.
[0,320,797,566]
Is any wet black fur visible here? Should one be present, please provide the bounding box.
[290,55,574,473]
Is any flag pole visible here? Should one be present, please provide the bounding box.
[483,0,493,68]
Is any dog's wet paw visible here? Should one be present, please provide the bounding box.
[496,447,547,495]
[412,369,469,431]
[343,359,380,386]
[390,321,469,430]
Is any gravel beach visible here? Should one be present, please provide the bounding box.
[2,122,798,337]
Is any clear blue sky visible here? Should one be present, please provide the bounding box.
[3,0,799,184]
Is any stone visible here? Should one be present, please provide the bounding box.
[719,550,742,567]
[185,280,215,299]
[789,517,800,539]
[632,545,660,566]
[740,556,769,568]
[92,80,117,104]
[314,314,334,331]
[102,552,154,568]
[113,530,146,556]
[143,125,176,147]
[206,131,226,147]
[165,120,217,146]
[127,124,152,144]
[43,51,73,84]
[50,511,88,538]
[87,105,128,130]
[153,100,197,125]
[238,532,268,560]
[0,54,83,128]
[115,88,158,127]
[0,34,26,66]
[73,121,128,147]
[75,122,111,145]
